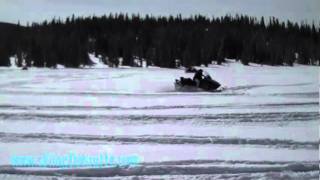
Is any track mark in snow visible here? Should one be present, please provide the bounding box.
[228,82,313,91]
[0,112,317,124]
[0,102,317,110]
[0,161,317,177]
[0,133,317,149]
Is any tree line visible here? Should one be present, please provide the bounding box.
[0,14,319,68]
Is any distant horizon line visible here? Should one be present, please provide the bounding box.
[2,13,319,27]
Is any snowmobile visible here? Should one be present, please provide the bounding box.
[185,67,198,73]
[175,72,221,92]
[22,66,28,70]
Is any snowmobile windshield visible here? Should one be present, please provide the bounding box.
[203,71,209,76]
[203,71,211,77]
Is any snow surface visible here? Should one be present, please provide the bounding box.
[87,53,109,69]
[0,61,318,179]
[8,56,18,69]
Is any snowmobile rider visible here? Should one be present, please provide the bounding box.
[193,69,204,87]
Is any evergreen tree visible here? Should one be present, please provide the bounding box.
[0,14,318,68]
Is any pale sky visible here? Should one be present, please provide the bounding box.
[0,0,319,25]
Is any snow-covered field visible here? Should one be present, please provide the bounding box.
[0,61,318,179]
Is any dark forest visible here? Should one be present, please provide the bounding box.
[0,14,319,68]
